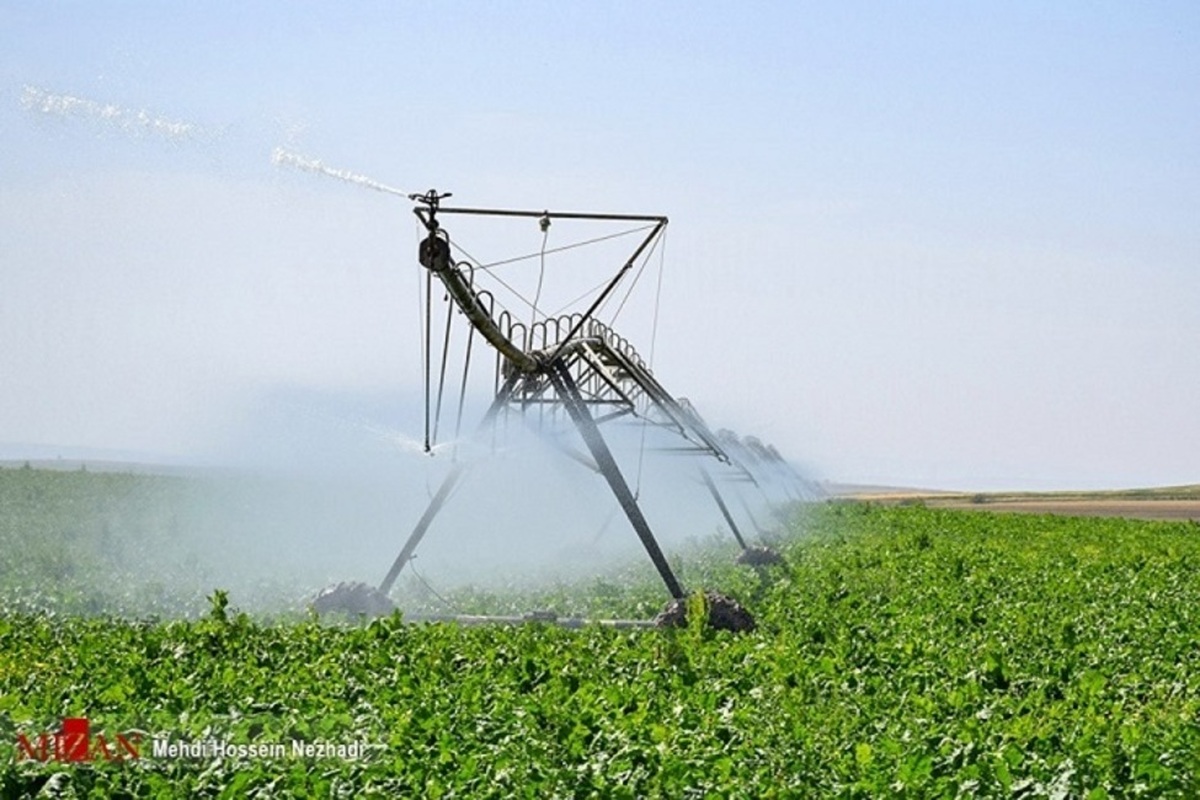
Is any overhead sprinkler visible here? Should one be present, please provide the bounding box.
[314,191,812,630]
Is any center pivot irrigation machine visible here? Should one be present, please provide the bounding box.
[314,190,812,630]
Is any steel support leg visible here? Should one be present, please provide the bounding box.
[378,373,521,595]
[735,490,770,537]
[377,461,467,595]
[700,467,748,550]
[549,360,686,600]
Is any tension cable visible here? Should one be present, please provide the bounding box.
[477,224,653,270]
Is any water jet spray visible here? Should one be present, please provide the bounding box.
[312,189,810,630]
[270,147,409,198]
[21,85,205,142]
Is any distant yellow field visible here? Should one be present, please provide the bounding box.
[831,484,1200,522]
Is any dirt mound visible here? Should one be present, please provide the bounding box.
[312,582,396,618]
[736,545,784,566]
[654,591,756,633]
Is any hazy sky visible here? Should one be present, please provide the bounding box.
[2,2,1197,490]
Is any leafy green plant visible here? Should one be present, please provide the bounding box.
[2,468,1198,795]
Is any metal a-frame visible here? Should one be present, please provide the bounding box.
[375,191,780,603]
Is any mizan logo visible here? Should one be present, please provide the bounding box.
[16,718,141,762]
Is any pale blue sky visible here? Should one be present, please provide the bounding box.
[1,2,1197,489]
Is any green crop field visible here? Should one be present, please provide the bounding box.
[1,467,1198,797]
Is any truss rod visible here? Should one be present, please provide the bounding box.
[546,221,667,364]
[433,207,667,224]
